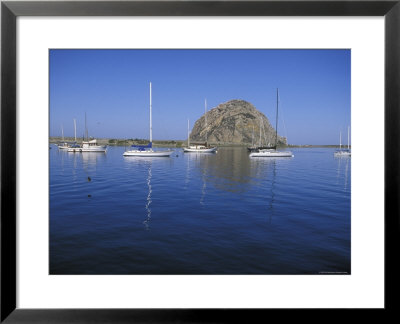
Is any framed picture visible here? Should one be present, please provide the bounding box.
[1,0,399,322]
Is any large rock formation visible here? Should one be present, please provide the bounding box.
[190,99,287,146]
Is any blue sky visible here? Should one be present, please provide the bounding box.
[49,49,350,145]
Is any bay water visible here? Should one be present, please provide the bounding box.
[50,146,350,274]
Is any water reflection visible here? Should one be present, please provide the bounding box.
[184,153,215,204]
[67,151,107,168]
[269,159,277,223]
[183,147,294,196]
[249,157,288,223]
[144,162,152,230]
[50,146,351,274]
[200,165,207,205]
[184,151,191,190]
[249,156,287,178]
[68,152,107,183]
[335,155,350,191]
[123,157,172,230]
[188,147,254,194]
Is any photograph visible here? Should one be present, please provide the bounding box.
[3,0,399,320]
[49,49,351,275]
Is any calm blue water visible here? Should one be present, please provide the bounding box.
[50,146,350,274]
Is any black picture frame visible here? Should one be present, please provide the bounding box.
[1,0,399,322]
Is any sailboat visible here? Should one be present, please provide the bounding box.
[68,114,107,152]
[247,119,274,152]
[183,99,217,153]
[123,82,174,157]
[249,89,293,158]
[69,118,80,148]
[334,126,351,157]
[58,121,80,149]
[57,124,70,149]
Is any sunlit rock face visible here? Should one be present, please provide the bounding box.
[190,99,287,146]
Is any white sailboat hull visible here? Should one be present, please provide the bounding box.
[334,150,351,157]
[183,147,217,153]
[334,127,351,157]
[68,146,107,153]
[57,142,74,149]
[249,150,293,157]
[123,149,174,157]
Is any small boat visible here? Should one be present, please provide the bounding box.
[250,89,293,158]
[247,146,275,153]
[68,115,107,153]
[250,148,294,157]
[57,142,72,149]
[59,119,81,149]
[334,126,351,157]
[183,99,217,153]
[57,124,71,149]
[183,143,218,153]
[247,120,275,152]
[247,123,276,152]
[123,82,174,157]
[123,146,174,157]
[68,139,107,152]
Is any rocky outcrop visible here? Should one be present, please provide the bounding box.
[190,99,287,146]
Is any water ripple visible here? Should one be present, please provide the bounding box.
[50,146,350,274]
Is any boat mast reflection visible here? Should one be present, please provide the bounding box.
[344,157,349,191]
[200,167,207,205]
[184,152,215,205]
[268,159,277,223]
[184,150,191,190]
[335,154,350,191]
[124,157,172,230]
[250,157,282,223]
[143,161,152,230]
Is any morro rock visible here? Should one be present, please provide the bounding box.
[190,99,287,146]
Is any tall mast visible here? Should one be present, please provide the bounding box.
[187,119,190,147]
[259,119,262,147]
[74,118,77,142]
[150,82,152,143]
[85,112,88,141]
[275,88,279,149]
[61,124,64,142]
[204,98,207,143]
[348,126,350,150]
[339,131,342,150]
[252,125,254,146]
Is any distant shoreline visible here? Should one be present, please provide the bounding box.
[49,137,348,148]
